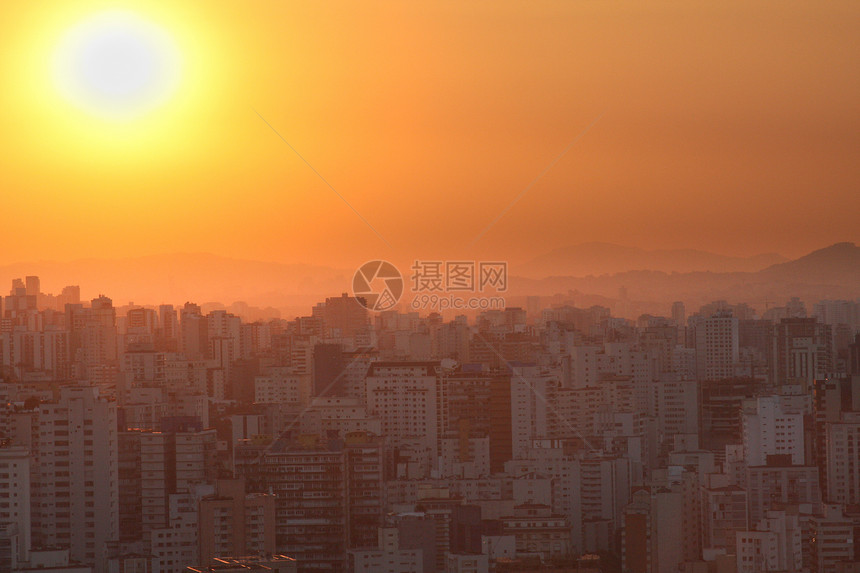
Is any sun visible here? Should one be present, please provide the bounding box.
[53,10,181,121]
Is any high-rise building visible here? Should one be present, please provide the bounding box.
[500,503,572,561]
[578,453,632,553]
[348,527,423,573]
[622,473,701,573]
[701,481,748,554]
[746,456,820,524]
[322,294,369,338]
[442,369,512,475]
[0,523,20,572]
[24,276,40,297]
[157,304,179,351]
[824,412,860,505]
[365,362,441,471]
[736,511,803,573]
[742,395,805,467]
[343,433,385,550]
[313,343,346,397]
[0,446,30,563]
[263,437,346,572]
[505,443,584,552]
[699,378,763,456]
[180,303,209,361]
[809,504,855,572]
[118,426,218,544]
[671,301,685,326]
[510,364,558,460]
[771,318,833,387]
[198,479,276,564]
[694,312,739,381]
[33,386,119,573]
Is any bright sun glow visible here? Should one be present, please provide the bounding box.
[53,11,181,120]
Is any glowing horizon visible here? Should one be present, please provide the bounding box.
[0,0,858,269]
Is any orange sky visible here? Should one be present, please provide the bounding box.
[1,0,858,271]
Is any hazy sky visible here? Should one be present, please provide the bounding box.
[1,0,858,269]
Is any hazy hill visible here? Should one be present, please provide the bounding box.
[1,243,856,319]
[519,242,787,278]
[508,242,860,316]
[757,242,860,284]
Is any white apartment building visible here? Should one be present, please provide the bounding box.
[742,395,805,467]
[34,386,118,573]
[365,362,440,466]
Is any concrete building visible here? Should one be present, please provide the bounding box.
[771,318,833,386]
[500,503,572,561]
[0,523,20,572]
[742,394,805,467]
[809,504,854,572]
[365,362,441,469]
[446,553,488,573]
[0,446,30,563]
[701,480,747,554]
[321,294,369,339]
[254,369,311,406]
[33,386,119,573]
[198,479,276,564]
[505,443,583,553]
[694,312,740,381]
[510,365,558,460]
[149,487,210,573]
[259,432,383,573]
[735,510,803,573]
[348,528,423,573]
[579,453,631,553]
[746,456,820,524]
[621,469,701,573]
[825,412,860,505]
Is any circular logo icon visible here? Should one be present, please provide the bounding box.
[352,260,404,311]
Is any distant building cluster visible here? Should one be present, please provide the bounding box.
[2,276,860,573]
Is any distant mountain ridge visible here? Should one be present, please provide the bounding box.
[519,242,787,278]
[0,243,856,318]
[758,242,860,284]
[506,242,860,316]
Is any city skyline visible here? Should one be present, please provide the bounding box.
[2,1,860,572]
[0,240,857,320]
[2,274,860,572]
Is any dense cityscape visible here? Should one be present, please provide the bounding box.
[1,271,859,573]
[2,0,857,571]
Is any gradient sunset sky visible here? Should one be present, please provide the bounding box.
[1,0,858,270]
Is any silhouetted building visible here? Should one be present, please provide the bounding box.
[313,343,346,397]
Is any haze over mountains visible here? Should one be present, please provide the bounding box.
[518,242,788,278]
[0,243,857,319]
[508,242,860,316]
